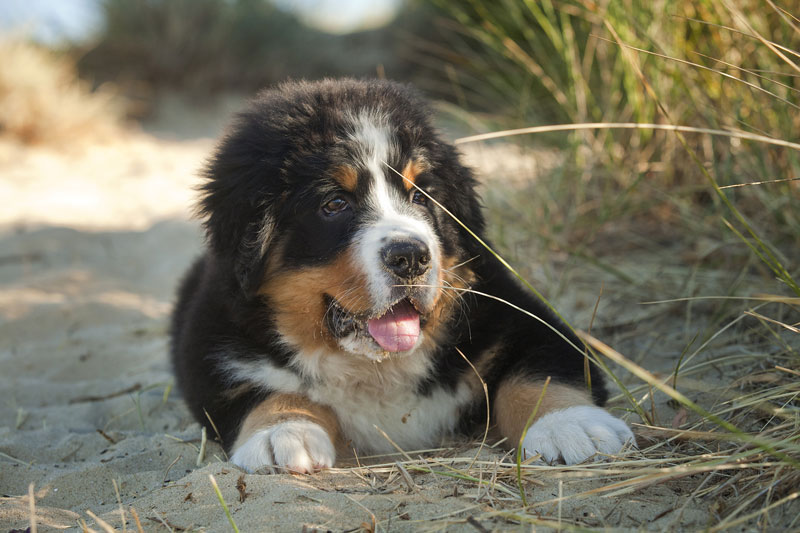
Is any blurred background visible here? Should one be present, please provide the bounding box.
[1,0,798,219]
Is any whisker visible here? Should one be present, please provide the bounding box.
[444,255,481,271]
[409,284,586,356]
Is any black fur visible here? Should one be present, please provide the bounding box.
[171,78,607,453]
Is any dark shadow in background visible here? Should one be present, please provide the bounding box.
[75,0,452,123]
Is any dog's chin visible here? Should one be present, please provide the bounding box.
[324,292,433,361]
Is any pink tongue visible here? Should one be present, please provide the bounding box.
[367,300,421,352]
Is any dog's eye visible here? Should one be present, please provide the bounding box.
[322,197,349,216]
[411,190,427,206]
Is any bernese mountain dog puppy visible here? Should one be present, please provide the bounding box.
[171,79,634,473]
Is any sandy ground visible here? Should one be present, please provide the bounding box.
[0,126,745,532]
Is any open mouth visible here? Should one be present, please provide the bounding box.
[324,295,427,353]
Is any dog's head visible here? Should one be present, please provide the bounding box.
[200,79,483,361]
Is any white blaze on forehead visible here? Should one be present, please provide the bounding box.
[347,111,441,311]
[347,110,395,182]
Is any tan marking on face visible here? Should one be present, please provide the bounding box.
[401,159,428,191]
[494,378,592,445]
[440,254,477,290]
[418,254,477,351]
[232,393,342,452]
[259,249,371,352]
[333,165,359,192]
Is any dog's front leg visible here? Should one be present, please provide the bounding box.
[494,378,634,465]
[230,393,340,473]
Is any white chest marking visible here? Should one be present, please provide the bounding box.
[219,352,472,454]
[307,379,472,454]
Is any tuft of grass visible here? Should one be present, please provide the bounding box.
[0,38,124,145]
[413,1,800,529]
[435,0,799,258]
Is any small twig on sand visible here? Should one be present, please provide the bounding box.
[28,483,38,533]
[163,455,183,484]
[197,426,208,466]
[466,516,490,533]
[85,510,116,533]
[70,384,142,404]
[394,461,417,493]
[129,507,145,533]
[209,474,241,533]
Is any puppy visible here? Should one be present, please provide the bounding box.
[170,79,633,473]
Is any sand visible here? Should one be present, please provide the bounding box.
[0,128,743,532]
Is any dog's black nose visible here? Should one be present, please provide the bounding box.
[381,239,431,279]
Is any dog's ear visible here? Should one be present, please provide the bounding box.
[234,211,277,296]
[199,107,285,297]
[429,143,486,256]
[199,175,277,296]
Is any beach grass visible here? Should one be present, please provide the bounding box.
[407,0,800,529]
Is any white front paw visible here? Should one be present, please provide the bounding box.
[522,405,634,465]
[230,420,336,474]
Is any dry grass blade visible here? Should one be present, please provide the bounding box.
[579,331,800,467]
[455,347,491,469]
[163,455,183,484]
[197,426,207,466]
[203,408,228,459]
[342,493,378,532]
[112,479,126,533]
[28,483,37,533]
[643,295,800,305]
[718,177,800,189]
[710,491,800,532]
[394,461,417,492]
[0,451,32,467]
[744,310,800,333]
[403,459,520,499]
[85,510,116,533]
[592,35,800,110]
[372,425,414,462]
[129,508,145,533]
[208,474,240,533]
[723,0,800,74]
[673,14,800,59]
[455,122,800,151]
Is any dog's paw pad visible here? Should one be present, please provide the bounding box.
[522,405,634,465]
[230,420,336,473]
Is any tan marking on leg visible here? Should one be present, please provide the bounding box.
[258,249,370,352]
[233,393,342,452]
[401,159,429,191]
[333,165,359,192]
[494,378,592,445]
